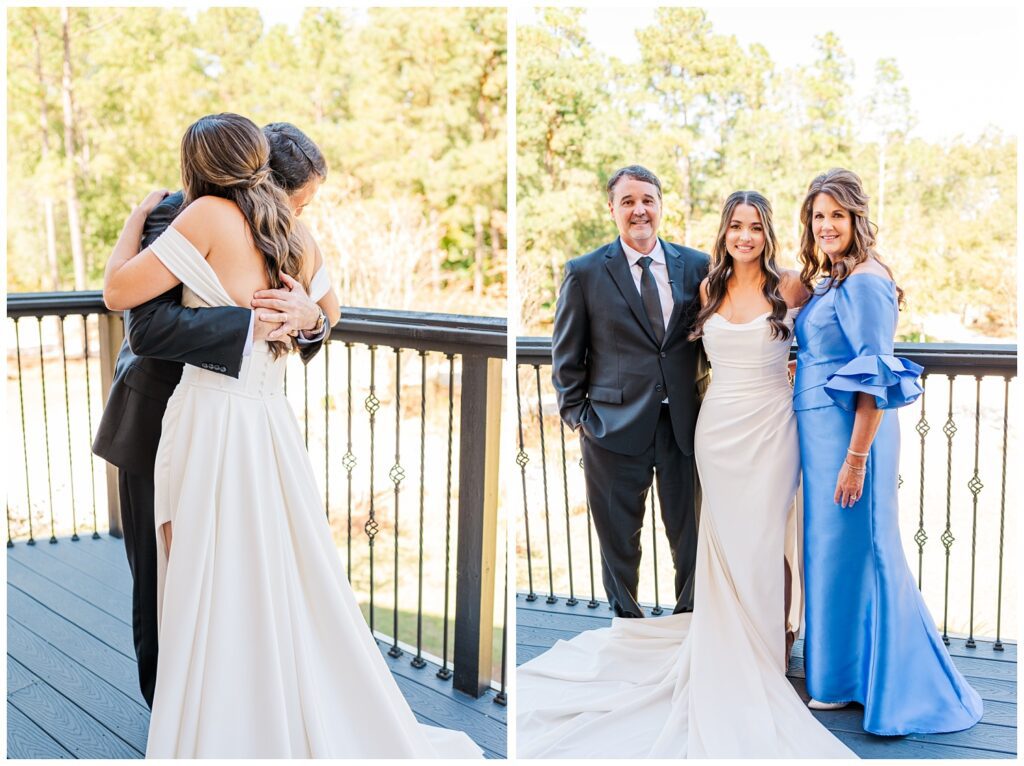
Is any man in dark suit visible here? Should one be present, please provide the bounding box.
[92,191,328,707]
[551,165,710,618]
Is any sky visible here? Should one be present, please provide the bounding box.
[259,4,1018,143]
[531,5,1020,144]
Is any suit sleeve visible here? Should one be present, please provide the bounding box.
[296,323,328,366]
[122,190,250,379]
[551,263,589,430]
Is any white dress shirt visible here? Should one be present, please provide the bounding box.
[620,237,673,331]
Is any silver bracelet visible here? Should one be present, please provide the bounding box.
[844,459,867,474]
[847,448,869,458]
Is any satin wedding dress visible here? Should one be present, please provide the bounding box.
[517,309,855,758]
[144,225,482,758]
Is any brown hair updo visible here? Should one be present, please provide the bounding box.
[179,112,307,357]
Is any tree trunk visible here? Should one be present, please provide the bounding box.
[877,143,887,249]
[473,205,485,297]
[32,19,60,291]
[61,6,86,290]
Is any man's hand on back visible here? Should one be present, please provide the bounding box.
[252,272,321,341]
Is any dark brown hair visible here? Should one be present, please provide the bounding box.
[180,113,306,358]
[797,168,904,306]
[263,122,328,192]
[690,191,790,341]
[606,165,662,202]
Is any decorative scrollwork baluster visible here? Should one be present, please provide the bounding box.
[940,375,957,645]
[914,377,930,588]
[516,369,535,602]
[365,345,380,636]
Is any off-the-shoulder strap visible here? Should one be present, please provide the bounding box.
[309,263,332,302]
[148,225,235,308]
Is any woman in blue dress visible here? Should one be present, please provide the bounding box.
[793,168,983,735]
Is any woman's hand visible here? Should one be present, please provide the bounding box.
[134,189,170,220]
[834,459,866,508]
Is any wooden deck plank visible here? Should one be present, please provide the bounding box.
[8,560,137,659]
[8,538,506,759]
[786,676,1016,729]
[517,599,1016,759]
[27,537,134,597]
[7,658,141,758]
[7,620,150,753]
[831,729,1014,759]
[6,702,74,759]
[8,586,149,708]
[8,543,132,624]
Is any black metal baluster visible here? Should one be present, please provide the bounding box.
[14,320,34,546]
[389,348,405,658]
[559,421,577,605]
[965,377,984,649]
[412,351,427,669]
[914,376,930,588]
[59,317,79,541]
[37,317,57,544]
[343,343,356,577]
[940,375,957,645]
[495,541,508,706]
[82,316,100,538]
[516,369,536,602]
[324,342,330,520]
[534,365,556,604]
[994,376,1009,652]
[437,354,456,680]
[582,456,598,608]
[649,491,663,615]
[365,345,380,636]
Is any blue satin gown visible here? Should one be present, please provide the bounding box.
[793,274,983,735]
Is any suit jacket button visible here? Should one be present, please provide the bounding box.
[660,352,667,358]
[655,384,663,392]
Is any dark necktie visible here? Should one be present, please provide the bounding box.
[637,256,665,346]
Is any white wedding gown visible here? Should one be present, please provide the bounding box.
[517,310,856,758]
[145,226,482,758]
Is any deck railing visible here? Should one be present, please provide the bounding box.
[6,292,507,702]
[515,337,1018,649]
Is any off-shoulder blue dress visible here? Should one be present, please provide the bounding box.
[793,274,983,735]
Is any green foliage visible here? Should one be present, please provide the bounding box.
[6,7,507,315]
[518,15,1016,339]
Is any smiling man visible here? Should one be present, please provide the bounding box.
[550,165,710,617]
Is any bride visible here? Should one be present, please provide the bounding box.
[103,113,482,759]
[517,191,855,758]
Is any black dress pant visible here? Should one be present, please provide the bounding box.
[118,469,159,709]
[580,404,698,618]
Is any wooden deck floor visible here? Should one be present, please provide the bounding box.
[517,594,1016,759]
[5,535,506,759]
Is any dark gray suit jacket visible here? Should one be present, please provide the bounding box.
[551,238,710,457]
[92,192,326,474]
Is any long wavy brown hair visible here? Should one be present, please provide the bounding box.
[797,168,904,306]
[690,190,790,341]
[180,113,307,358]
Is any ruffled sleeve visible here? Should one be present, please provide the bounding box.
[824,275,923,411]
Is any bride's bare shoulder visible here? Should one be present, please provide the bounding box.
[172,196,245,255]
